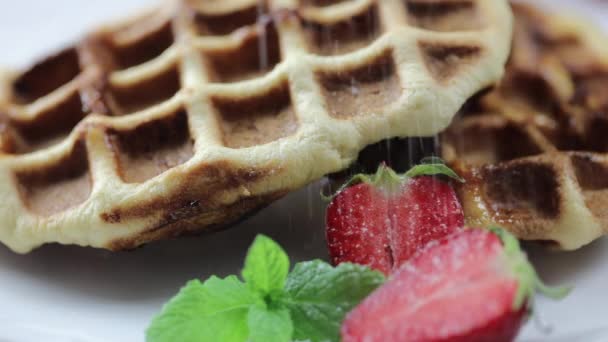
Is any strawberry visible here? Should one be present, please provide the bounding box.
[341,228,570,342]
[325,161,465,275]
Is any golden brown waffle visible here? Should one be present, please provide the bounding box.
[442,3,608,250]
[0,0,512,253]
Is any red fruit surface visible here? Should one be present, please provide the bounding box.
[326,182,392,274]
[341,229,526,342]
[326,176,464,275]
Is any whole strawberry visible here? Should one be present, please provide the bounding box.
[341,228,570,342]
[325,161,465,275]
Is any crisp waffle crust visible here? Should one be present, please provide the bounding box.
[0,0,511,253]
[442,3,608,250]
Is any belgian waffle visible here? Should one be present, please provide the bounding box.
[442,3,608,250]
[0,0,512,253]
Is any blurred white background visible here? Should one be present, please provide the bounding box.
[0,1,606,341]
[0,0,152,68]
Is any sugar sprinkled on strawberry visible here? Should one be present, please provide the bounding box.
[326,162,464,274]
[341,228,570,342]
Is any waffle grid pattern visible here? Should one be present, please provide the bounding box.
[0,0,511,253]
[442,3,608,250]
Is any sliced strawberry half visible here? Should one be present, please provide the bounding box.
[325,161,465,275]
[341,228,570,342]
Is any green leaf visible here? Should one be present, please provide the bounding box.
[247,305,293,342]
[280,261,385,342]
[146,276,262,342]
[321,173,373,201]
[405,163,465,183]
[322,161,464,201]
[147,238,386,342]
[242,235,290,296]
[420,156,446,165]
[487,226,572,310]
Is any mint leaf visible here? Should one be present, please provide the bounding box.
[405,163,465,183]
[242,235,290,296]
[147,237,385,342]
[146,276,262,342]
[280,261,385,342]
[248,305,293,342]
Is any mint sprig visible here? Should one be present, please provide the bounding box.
[283,261,386,342]
[243,235,290,297]
[146,276,260,342]
[247,305,293,342]
[146,235,385,342]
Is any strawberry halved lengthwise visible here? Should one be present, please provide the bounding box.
[325,163,465,275]
[341,228,570,342]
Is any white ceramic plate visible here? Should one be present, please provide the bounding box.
[0,1,607,341]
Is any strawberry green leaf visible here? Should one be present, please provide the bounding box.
[322,164,403,201]
[487,226,572,310]
[247,305,293,342]
[242,235,290,297]
[321,173,373,201]
[280,261,385,342]
[322,161,464,201]
[371,163,406,193]
[405,163,465,183]
[420,156,446,165]
[146,276,262,342]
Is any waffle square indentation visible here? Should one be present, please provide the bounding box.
[420,42,482,82]
[109,65,181,115]
[301,0,347,7]
[318,52,400,119]
[303,4,381,56]
[11,91,87,154]
[194,3,262,36]
[404,0,483,32]
[12,48,81,104]
[214,83,298,148]
[483,162,560,219]
[444,120,543,166]
[15,140,92,216]
[204,23,281,83]
[571,154,608,223]
[109,110,194,183]
[108,20,174,70]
